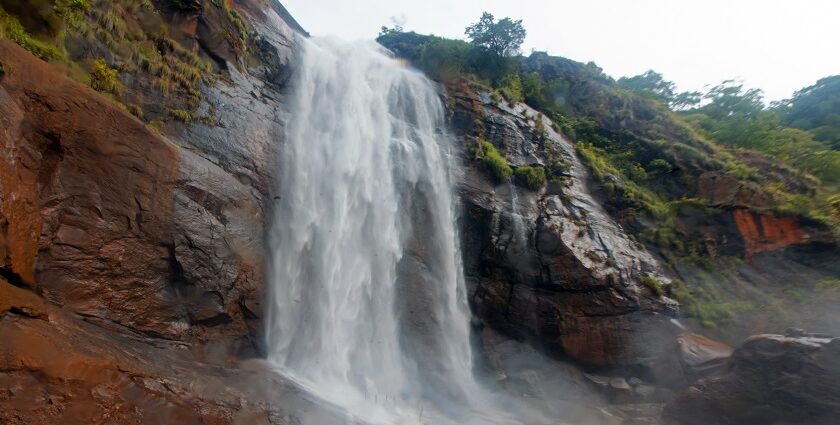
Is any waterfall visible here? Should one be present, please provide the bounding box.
[264,37,514,424]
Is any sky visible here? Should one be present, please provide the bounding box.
[280,0,840,102]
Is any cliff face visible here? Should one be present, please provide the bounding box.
[1,1,838,423]
[0,0,299,352]
[445,81,680,369]
[0,2,323,422]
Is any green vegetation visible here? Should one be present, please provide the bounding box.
[168,105,217,126]
[89,58,121,96]
[641,275,665,296]
[513,165,546,190]
[681,80,840,186]
[778,75,840,149]
[378,15,840,249]
[816,278,840,292]
[496,73,523,103]
[479,140,513,184]
[464,12,526,58]
[671,278,758,330]
[0,0,253,127]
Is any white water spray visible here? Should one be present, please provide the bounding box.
[264,37,521,424]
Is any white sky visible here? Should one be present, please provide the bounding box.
[280,0,840,102]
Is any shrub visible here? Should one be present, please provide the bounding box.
[90,59,122,96]
[480,140,512,183]
[641,275,664,296]
[168,108,195,124]
[497,73,523,104]
[514,165,546,190]
[646,158,673,174]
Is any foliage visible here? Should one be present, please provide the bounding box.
[619,69,702,110]
[777,75,840,149]
[89,58,121,96]
[479,140,512,183]
[618,70,674,104]
[513,165,546,190]
[496,73,523,103]
[647,158,673,175]
[464,12,526,58]
[641,275,664,296]
[0,0,254,127]
[683,81,840,185]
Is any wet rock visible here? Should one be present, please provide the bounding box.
[447,81,678,369]
[662,333,840,425]
[0,0,301,352]
[675,332,733,378]
[0,279,348,425]
[0,39,184,338]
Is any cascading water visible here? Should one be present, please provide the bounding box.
[264,37,522,424]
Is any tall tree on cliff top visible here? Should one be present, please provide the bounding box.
[464,12,527,57]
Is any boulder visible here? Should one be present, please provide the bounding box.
[662,332,840,425]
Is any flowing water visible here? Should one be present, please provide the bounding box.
[264,37,524,424]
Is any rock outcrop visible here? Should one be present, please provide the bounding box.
[0,0,302,353]
[446,81,679,369]
[662,332,840,425]
[0,4,353,423]
[0,277,347,425]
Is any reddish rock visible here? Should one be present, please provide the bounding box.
[0,278,347,425]
[0,40,188,338]
[675,333,733,378]
[732,208,805,258]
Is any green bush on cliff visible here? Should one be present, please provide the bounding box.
[514,165,546,190]
[497,73,523,104]
[90,58,121,96]
[480,140,513,183]
[642,275,664,296]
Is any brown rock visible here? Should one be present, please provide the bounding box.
[0,278,347,425]
[662,333,840,425]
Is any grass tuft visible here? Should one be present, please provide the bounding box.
[479,140,513,184]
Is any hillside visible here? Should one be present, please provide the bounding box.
[378,29,840,340]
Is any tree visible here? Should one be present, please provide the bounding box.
[671,90,703,110]
[778,75,840,149]
[618,70,676,104]
[618,70,702,110]
[464,12,526,57]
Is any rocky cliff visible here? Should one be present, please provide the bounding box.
[0,1,322,422]
[445,80,680,370]
[1,1,838,424]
